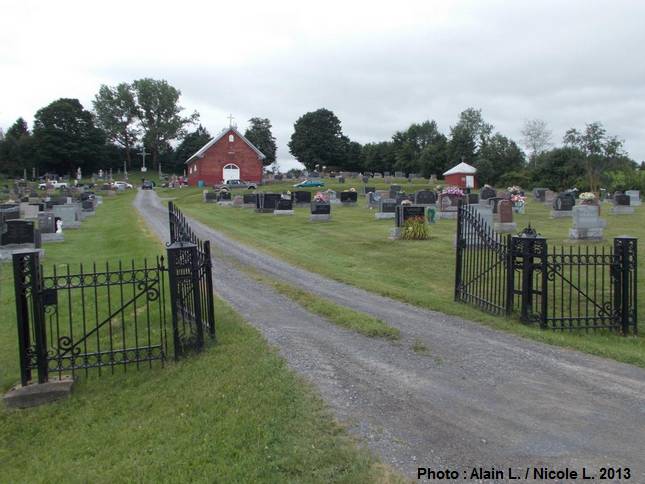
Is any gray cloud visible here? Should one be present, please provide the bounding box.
[3,0,645,170]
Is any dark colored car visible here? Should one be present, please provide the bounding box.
[142,180,154,190]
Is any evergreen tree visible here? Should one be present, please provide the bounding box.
[244,117,277,166]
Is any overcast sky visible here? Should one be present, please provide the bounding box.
[1,0,644,170]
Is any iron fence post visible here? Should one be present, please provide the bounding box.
[203,240,216,340]
[454,200,464,301]
[166,241,204,359]
[12,250,47,384]
[614,237,637,335]
[515,235,547,327]
[505,234,514,316]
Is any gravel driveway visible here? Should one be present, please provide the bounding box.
[135,190,645,481]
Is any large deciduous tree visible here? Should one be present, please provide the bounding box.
[447,108,494,164]
[475,133,525,185]
[132,78,198,170]
[93,83,140,169]
[173,125,211,170]
[391,120,448,177]
[563,122,628,193]
[32,98,106,175]
[0,117,33,175]
[288,108,349,170]
[244,117,277,166]
[521,119,552,164]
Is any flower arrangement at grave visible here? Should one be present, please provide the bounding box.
[313,192,328,202]
[507,185,522,195]
[443,186,464,197]
[401,216,429,240]
[510,193,526,213]
[348,187,356,192]
[579,192,596,205]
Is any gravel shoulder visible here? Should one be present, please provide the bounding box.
[135,190,645,481]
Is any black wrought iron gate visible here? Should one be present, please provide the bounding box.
[12,202,216,385]
[455,202,638,334]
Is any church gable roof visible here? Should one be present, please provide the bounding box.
[186,127,266,164]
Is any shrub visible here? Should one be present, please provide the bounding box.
[400,216,429,240]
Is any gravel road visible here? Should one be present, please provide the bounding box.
[135,189,645,481]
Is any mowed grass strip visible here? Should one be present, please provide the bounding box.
[157,182,645,368]
[269,279,399,340]
[0,191,401,483]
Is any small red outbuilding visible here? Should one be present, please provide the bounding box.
[443,162,478,189]
[185,127,266,186]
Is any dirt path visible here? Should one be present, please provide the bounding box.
[135,190,645,481]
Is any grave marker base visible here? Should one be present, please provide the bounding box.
[0,246,45,262]
[494,222,517,233]
[217,201,233,207]
[439,211,458,220]
[309,214,331,222]
[569,228,604,240]
[273,210,294,216]
[550,210,573,218]
[612,206,634,215]
[41,233,64,243]
[375,212,395,220]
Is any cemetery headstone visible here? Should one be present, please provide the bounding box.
[232,195,244,208]
[394,171,405,178]
[391,205,426,239]
[487,197,504,214]
[438,193,462,219]
[550,193,575,218]
[612,194,634,215]
[364,186,376,195]
[625,190,641,207]
[38,212,64,242]
[340,191,358,206]
[19,202,39,219]
[274,198,294,215]
[493,200,517,233]
[293,190,312,206]
[256,193,282,213]
[325,190,339,204]
[543,190,557,205]
[480,186,496,201]
[338,176,345,184]
[1,219,41,247]
[367,191,381,209]
[53,204,81,229]
[203,190,218,203]
[570,205,606,240]
[362,175,369,184]
[375,199,397,219]
[309,201,331,222]
[467,193,479,205]
[414,190,437,206]
[532,188,547,202]
[243,193,258,208]
[0,204,20,227]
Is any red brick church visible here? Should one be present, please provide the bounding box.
[185,126,266,186]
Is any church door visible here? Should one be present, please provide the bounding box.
[223,163,240,182]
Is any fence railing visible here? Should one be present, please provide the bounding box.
[11,201,217,385]
[167,201,216,356]
[456,202,638,334]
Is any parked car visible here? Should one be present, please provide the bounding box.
[113,181,133,190]
[141,180,154,190]
[215,179,258,190]
[38,180,68,190]
[293,179,325,188]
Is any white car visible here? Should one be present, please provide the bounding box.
[113,181,133,190]
[38,181,68,190]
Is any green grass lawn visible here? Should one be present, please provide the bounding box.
[155,179,645,367]
[0,191,399,483]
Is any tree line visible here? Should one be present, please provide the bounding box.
[2,81,643,191]
[0,78,277,178]
[288,107,644,191]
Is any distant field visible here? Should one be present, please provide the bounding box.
[156,178,645,367]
